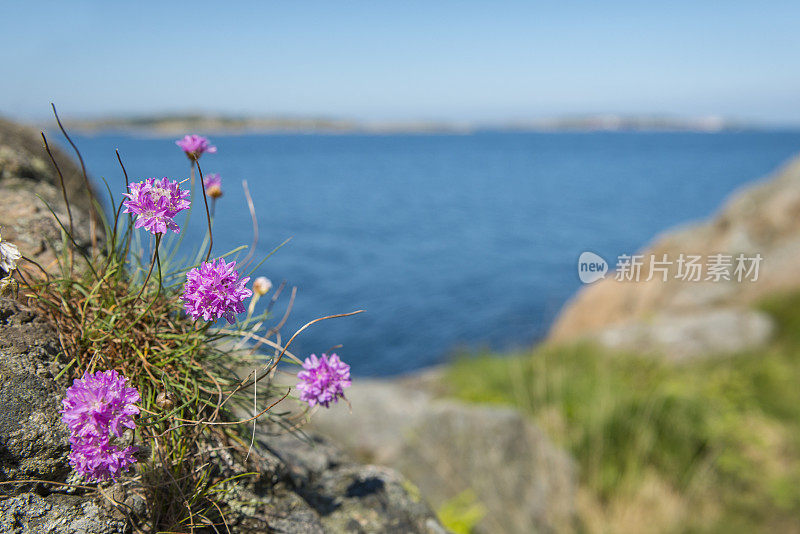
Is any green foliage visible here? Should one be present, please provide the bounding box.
[445,293,800,532]
[436,489,486,534]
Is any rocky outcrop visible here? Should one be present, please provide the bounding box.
[0,300,72,483]
[0,117,94,275]
[0,493,130,534]
[0,118,89,212]
[309,377,576,534]
[550,155,800,358]
[0,298,445,533]
[592,308,774,360]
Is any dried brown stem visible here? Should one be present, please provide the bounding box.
[51,103,98,252]
[40,132,74,235]
[221,310,364,406]
[115,149,134,260]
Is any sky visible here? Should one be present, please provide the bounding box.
[2,1,800,124]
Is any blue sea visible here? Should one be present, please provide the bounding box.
[71,131,800,376]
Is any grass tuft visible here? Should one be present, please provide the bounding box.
[445,294,800,533]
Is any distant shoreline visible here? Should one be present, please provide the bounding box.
[45,113,769,137]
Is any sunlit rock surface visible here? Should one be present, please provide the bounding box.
[309,375,576,534]
[551,155,800,358]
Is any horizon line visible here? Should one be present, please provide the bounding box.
[22,111,800,136]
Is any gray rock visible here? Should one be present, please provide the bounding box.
[310,379,576,534]
[0,299,71,484]
[0,493,128,534]
[223,431,445,533]
[594,308,775,361]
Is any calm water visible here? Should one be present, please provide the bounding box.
[71,131,800,375]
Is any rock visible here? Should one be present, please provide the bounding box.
[309,378,576,534]
[592,308,774,361]
[0,117,90,212]
[0,297,445,533]
[0,117,94,275]
[0,299,71,484]
[550,155,800,356]
[223,431,446,534]
[0,493,128,534]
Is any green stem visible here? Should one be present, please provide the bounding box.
[133,234,161,303]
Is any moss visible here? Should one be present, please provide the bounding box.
[444,292,800,532]
[400,478,423,503]
[437,489,486,534]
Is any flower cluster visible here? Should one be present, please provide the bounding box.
[61,370,140,481]
[203,173,223,199]
[296,353,351,408]
[181,258,252,323]
[123,177,191,235]
[176,134,217,160]
[0,232,21,274]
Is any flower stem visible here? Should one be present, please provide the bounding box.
[194,160,214,263]
[133,234,161,303]
[155,239,163,297]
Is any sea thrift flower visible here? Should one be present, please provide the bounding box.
[123,177,190,235]
[203,173,223,199]
[176,134,217,160]
[181,258,252,323]
[0,232,21,273]
[252,276,272,296]
[296,353,351,408]
[67,436,138,482]
[61,370,140,481]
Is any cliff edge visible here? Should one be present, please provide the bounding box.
[549,155,800,358]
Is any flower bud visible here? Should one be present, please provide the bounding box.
[202,173,223,199]
[253,277,272,296]
[156,391,175,411]
[207,185,223,199]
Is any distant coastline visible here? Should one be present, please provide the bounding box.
[51,113,758,136]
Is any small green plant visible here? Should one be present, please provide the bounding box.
[6,105,361,532]
[437,489,486,534]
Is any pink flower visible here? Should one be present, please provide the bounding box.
[296,353,351,408]
[181,258,252,323]
[123,177,190,235]
[67,435,138,483]
[176,134,217,160]
[61,370,140,481]
[203,173,223,199]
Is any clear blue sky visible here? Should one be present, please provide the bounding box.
[2,1,799,124]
